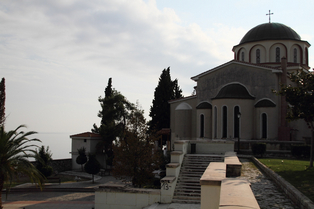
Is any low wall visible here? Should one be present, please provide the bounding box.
[189,140,234,154]
[252,157,314,209]
[95,183,160,209]
[238,140,304,155]
[49,158,72,172]
[32,158,72,173]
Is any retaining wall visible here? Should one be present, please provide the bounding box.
[252,157,314,209]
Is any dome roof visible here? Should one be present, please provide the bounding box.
[239,23,301,45]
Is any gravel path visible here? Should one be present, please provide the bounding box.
[240,158,297,209]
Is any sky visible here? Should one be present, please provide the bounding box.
[2,0,314,137]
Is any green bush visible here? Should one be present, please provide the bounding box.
[251,143,266,157]
[291,145,310,158]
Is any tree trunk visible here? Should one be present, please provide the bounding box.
[310,130,314,168]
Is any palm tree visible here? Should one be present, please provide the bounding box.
[0,125,44,209]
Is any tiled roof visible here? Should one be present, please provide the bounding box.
[70,132,101,138]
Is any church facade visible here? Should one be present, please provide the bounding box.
[169,22,311,143]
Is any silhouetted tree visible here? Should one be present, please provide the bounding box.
[275,70,314,167]
[0,78,5,127]
[84,154,101,183]
[34,145,53,178]
[113,103,161,188]
[92,78,134,163]
[149,67,183,133]
[76,147,87,171]
[0,125,44,208]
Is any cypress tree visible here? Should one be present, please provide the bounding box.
[0,78,5,127]
[149,67,183,132]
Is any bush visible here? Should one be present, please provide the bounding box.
[84,154,101,183]
[35,145,53,178]
[251,143,266,157]
[291,145,311,158]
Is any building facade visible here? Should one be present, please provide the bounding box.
[170,22,311,143]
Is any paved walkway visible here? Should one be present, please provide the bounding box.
[2,159,298,209]
[2,171,115,209]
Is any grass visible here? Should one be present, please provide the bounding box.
[258,158,314,202]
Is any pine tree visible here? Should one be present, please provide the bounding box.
[0,78,5,127]
[149,67,183,132]
[92,78,134,162]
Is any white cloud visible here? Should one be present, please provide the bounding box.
[0,0,247,132]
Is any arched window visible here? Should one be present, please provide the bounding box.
[214,107,217,138]
[262,113,267,139]
[234,106,240,138]
[293,48,297,63]
[200,114,204,138]
[276,47,280,62]
[256,49,260,63]
[241,52,244,61]
[222,106,227,138]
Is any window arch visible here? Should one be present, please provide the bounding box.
[276,47,280,62]
[256,49,260,63]
[200,114,204,138]
[234,106,240,138]
[222,106,227,138]
[262,113,267,139]
[241,52,244,61]
[293,48,297,63]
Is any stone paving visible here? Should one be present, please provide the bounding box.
[240,158,297,209]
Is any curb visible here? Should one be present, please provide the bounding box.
[2,187,95,193]
[251,157,314,209]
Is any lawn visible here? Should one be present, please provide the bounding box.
[258,158,314,202]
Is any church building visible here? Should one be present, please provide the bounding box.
[169,22,311,144]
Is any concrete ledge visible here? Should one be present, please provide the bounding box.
[173,140,190,144]
[200,162,226,185]
[171,151,183,155]
[224,152,242,177]
[160,176,176,184]
[166,163,180,168]
[252,157,314,209]
[220,178,260,209]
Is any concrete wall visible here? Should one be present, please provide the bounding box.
[188,140,234,155]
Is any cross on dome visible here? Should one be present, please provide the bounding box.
[266,10,274,23]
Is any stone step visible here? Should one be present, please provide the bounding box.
[172,155,222,204]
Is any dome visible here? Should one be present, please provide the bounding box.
[239,23,301,45]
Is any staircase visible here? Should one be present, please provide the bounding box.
[172,154,224,204]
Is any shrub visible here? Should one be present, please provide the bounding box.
[251,143,266,157]
[76,147,87,171]
[35,145,53,178]
[84,154,101,183]
[291,145,311,158]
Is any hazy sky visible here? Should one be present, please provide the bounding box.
[2,0,314,134]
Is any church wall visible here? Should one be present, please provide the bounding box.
[197,64,279,103]
[170,97,198,144]
[196,109,212,139]
[254,107,278,140]
[233,40,310,68]
[269,43,287,63]
[289,120,311,141]
[212,99,254,140]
